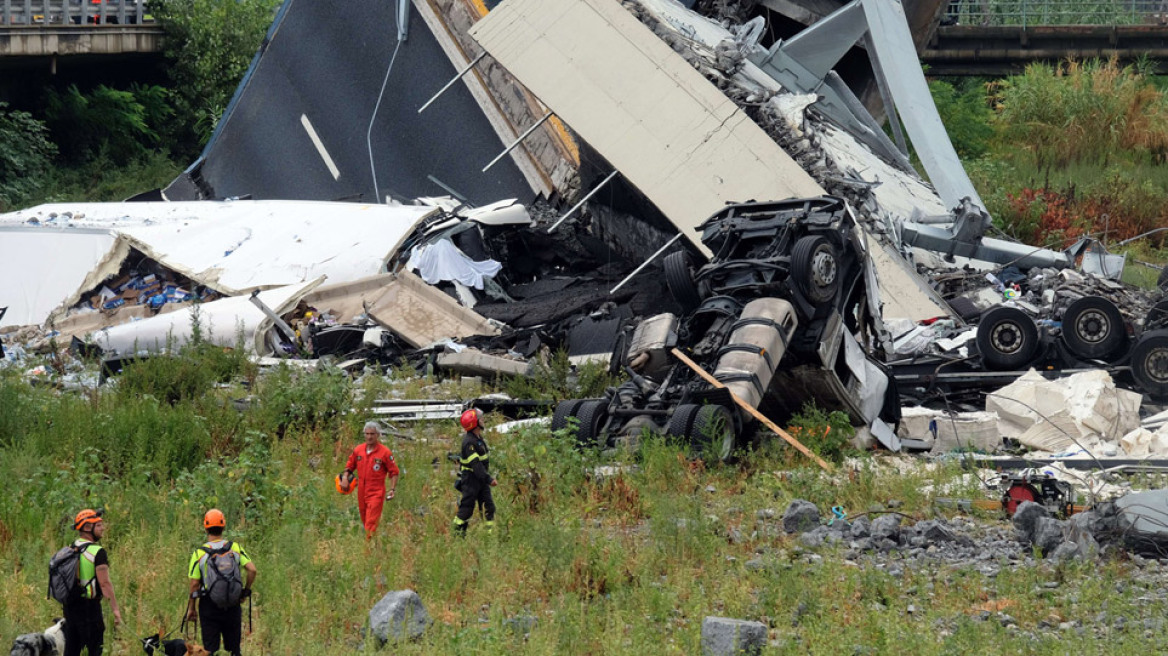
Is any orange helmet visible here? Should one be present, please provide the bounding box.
[74,508,102,531]
[460,408,483,432]
[335,471,357,495]
[203,509,226,530]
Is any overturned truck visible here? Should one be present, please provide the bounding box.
[552,196,900,458]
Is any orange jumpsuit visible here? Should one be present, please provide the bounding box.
[345,442,399,537]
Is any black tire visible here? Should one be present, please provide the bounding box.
[664,251,702,312]
[551,399,584,433]
[1148,299,1168,330]
[1062,296,1126,359]
[1132,330,1168,399]
[1158,266,1168,292]
[791,236,839,305]
[574,400,609,448]
[691,404,736,461]
[668,404,702,441]
[976,306,1039,370]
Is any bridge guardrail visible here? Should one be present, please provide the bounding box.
[2,0,149,25]
[943,0,1167,26]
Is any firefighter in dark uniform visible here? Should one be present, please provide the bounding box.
[452,408,496,535]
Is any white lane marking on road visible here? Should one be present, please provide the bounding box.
[301,114,340,180]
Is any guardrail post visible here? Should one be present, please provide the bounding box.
[117,0,124,24]
[23,0,30,24]
[99,0,106,24]
[40,0,47,23]
[2,0,10,26]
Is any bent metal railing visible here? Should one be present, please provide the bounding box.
[943,0,1167,26]
[2,0,148,25]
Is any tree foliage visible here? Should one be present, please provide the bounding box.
[43,84,162,165]
[0,102,58,212]
[150,0,281,154]
[928,77,993,160]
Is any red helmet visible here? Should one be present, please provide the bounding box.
[460,408,483,432]
[203,509,226,529]
[74,508,102,531]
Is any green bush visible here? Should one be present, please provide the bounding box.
[0,102,57,211]
[116,341,251,405]
[255,364,351,437]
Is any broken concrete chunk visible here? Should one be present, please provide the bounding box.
[1032,517,1068,556]
[369,589,431,644]
[435,348,530,378]
[1011,501,1050,543]
[848,516,871,539]
[870,514,901,542]
[700,617,767,656]
[782,499,821,534]
[913,519,959,543]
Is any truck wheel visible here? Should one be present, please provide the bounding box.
[692,404,736,462]
[574,400,609,448]
[791,236,839,304]
[1132,330,1168,399]
[668,404,702,441]
[664,251,702,312]
[1062,296,1126,359]
[551,400,584,433]
[976,306,1039,370]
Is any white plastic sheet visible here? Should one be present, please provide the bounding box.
[407,239,502,290]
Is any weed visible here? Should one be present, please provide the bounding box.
[787,402,856,463]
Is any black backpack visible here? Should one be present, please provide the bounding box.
[48,542,91,604]
[201,542,243,609]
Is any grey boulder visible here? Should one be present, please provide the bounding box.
[782,499,821,534]
[701,616,767,656]
[369,589,431,644]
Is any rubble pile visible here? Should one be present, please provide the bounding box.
[772,499,1029,575]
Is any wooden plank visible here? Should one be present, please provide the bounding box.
[671,347,833,472]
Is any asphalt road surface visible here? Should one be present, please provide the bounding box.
[166,0,533,206]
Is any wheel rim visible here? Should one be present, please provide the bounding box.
[990,321,1023,354]
[810,247,837,289]
[1074,308,1111,344]
[1145,346,1168,384]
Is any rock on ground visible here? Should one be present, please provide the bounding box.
[701,616,766,656]
[1012,501,1049,543]
[783,499,821,534]
[870,514,902,541]
[369,589,431,644]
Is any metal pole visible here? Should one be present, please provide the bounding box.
[248,290,298,345]
[482,111,552,173]
[546,170,620,234]
[396,0,409,42]
[608,234,683,294]
[417,52,486,114]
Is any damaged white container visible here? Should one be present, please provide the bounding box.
[713,298,798,409]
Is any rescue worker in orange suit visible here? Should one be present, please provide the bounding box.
[453,408,496,536]
[344,421,400,538]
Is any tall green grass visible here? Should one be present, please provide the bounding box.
[3,348,1168,653]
